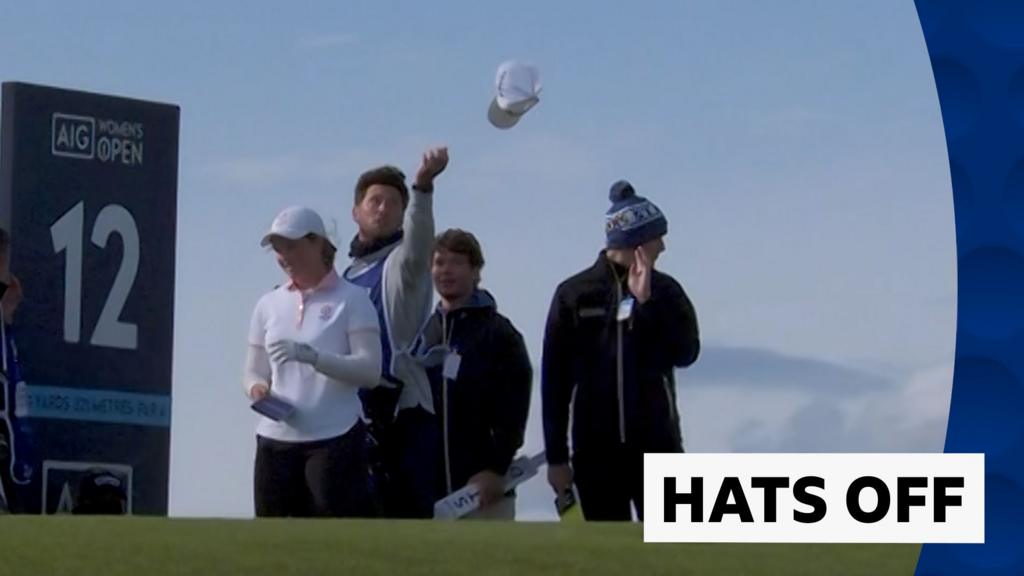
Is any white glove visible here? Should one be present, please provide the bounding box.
[267,340,319,366]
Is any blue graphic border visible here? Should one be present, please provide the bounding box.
[915,1,1024,574]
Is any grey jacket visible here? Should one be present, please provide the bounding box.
[344,189,436,414]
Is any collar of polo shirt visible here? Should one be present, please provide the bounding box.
[287,269,340,293]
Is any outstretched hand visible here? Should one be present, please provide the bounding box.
[415,147,449,189]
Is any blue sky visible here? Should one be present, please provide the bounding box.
[0,1,955,519]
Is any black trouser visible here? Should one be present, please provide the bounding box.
[254,421,373,518]
[379,406,438,518]
[572,445,648,522]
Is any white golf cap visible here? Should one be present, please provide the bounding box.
[487,60,542,129]
[260,206,331,247]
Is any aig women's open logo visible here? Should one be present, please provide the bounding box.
[51,112,144,166]
[52,113,95,159]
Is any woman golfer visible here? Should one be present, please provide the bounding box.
[244,206,382,517]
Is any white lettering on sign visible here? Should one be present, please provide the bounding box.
[51,201,140,350]
[52,112,144,166]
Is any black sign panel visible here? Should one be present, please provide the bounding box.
[1,82,177,514]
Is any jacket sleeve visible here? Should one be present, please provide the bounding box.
[243,344,272,398]
[633,274,700,370]
[388,188,435,290]
[243,297,271,398]
[382,188,436,351]
[541,285,576,466]
[485,319,534,475]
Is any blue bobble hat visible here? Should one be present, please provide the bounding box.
[604,180,667,249]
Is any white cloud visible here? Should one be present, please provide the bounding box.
[844,361,953,452]
[679,356,953,454]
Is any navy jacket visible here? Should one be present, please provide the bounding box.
[413,290,532,496]
[542,252,700,465]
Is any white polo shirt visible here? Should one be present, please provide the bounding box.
[248,270,379,443]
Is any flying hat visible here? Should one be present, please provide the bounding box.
[487,60,542,129]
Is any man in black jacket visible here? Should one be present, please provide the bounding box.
[413,229,532,519]
[542,180,700,521]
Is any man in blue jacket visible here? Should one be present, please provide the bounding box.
[343,147,449,517]
[542,181,700,521]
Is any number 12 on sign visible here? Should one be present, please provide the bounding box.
[50,201,140,350]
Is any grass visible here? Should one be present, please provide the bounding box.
[0,517,921,576]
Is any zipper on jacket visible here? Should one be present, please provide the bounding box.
[443,375,452,494]
[616,282,626,444]
[442,311,455,495]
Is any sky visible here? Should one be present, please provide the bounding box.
[0,0,955,520]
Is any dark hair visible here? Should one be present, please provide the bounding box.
[434,229,485,270]
[302,233,336,268]
[0,227,9,252]
[355,165,409,208]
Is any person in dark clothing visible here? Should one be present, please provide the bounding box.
[73,469,128,515]
[1,226,34,514]
[413,229,532,519]
[542,180,700,522]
